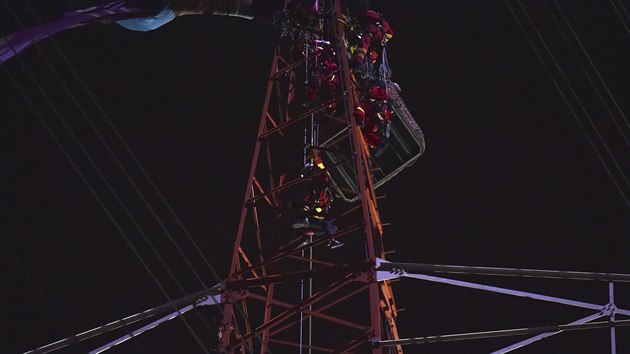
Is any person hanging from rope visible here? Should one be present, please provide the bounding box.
[292,149,343,249]
[354,80,392,156]
[0,0,285,62]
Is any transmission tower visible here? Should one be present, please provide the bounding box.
[217,0,423,352]
[16,1,630,353]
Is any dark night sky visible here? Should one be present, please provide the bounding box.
[1,1,629,353]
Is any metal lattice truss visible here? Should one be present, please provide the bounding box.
[28,1,628,353]
[217,0,420,353]
[22,1,423,352]
[376,260,630,353]
[24,260,630,353]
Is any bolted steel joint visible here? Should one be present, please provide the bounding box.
[601,303,617,317]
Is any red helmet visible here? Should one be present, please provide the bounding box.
[367,84,388,101]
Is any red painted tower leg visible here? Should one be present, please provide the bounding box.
[220,1,402,352]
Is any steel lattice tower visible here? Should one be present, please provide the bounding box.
[13,2,630,353]
[218,1,409,352]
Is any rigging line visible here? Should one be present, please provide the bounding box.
[14,3,269,351]
[609,0,630,36]
[0,34,211,354]
[1,159,150,354]
[18,0,226,290]
[0,239,90,354]
[551,0,630,138]
[505,0,630,209]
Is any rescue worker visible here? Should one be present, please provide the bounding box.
[292,151,343,249]
[305,57,340,110]
[354,81,392,155]
[352,10,393,65]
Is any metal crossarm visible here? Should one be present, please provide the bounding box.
[376,319,630,347]
[376,260,630,282]
[24,291,222,354]
[376,258,629,352]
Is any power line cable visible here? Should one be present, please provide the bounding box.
[549,0,630,143]
[609,0,630,36]
[20,1,276,349]
[1,20,222,339]
[21,0,251,303]
[0,239,91,354]
[517,0,630,192]
[15,0,219,294]
[8,0,230,341]
[5,2,269,351]
[16,2,265,351]
[17,0,237,291]
[1,158,150,354]
[504,0,630,209]
[0,28,211,354]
